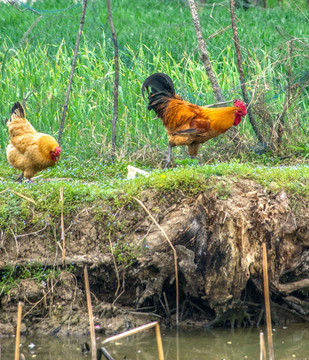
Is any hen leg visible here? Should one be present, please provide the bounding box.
[15,172,24,183]
[165,144,172,168]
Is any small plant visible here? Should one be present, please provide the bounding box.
[214,180,232,200]
[0,262,62,296]
[112,241,137,268]
[289,142,309,159]
[175,158,199,166]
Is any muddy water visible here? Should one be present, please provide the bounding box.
[1,324,308,359]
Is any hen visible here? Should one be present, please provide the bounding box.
[142,73,247,165]
[6,102,61,181]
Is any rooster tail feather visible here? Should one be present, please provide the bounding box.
[11,102,25,119]
[142,73,179,118]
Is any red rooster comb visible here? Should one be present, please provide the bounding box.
[233,99,247,114]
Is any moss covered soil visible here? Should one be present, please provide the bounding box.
[1,157,308,236]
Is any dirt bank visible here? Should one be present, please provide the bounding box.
[0,178,308,335]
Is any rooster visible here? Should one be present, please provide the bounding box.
[142,73,247,165]
[6,102,61,181]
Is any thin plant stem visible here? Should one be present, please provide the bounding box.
[106,0,119,155]
[134,197,179,327]
[230,0,264,144]
[60,187,65,267]
[187,0,225,103]
[14,302,23,360]
[262,242,275,360]
[84,266,97,360]
[58,0,88,145]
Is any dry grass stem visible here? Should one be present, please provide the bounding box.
[134,197,179,326]
[262,242,275,360]
[84,266,97,360]
[14,302,23,360]
[102,321,165,360]
[108,232,121,301]
[260,331,267,360]
[59,187,65,267]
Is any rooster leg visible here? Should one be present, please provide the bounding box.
[15,172,24,183]
[165,144,172,168]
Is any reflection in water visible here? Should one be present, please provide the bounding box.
[0,324,308,359]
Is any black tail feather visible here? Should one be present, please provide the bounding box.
[142,73,179,118]
[11,102,25,118]
[142,72,175,99]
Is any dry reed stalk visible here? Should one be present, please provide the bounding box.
[134,197,179,326]
[260,331,267,360]
[14,302,23,360]
[204,99,234,107]
[155,323,165,360]
[60,187,65,267]
[102,321,164,360]
[107,233,121,302]
[10,189,36,204]
[84,266,97,360]
[262,242,275,360]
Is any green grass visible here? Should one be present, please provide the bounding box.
[0,1,308,233]
[1,158,308,235]
[0,0,308,162]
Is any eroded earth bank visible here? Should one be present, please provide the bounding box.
[1,178,308,336]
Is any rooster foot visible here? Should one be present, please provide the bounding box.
[15,172,24,183]
[164,144,172,168]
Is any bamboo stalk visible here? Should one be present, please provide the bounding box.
[84,266,96,360]
[134,197,179,326]
[14,302,23,360]
[262,242,275,360]
[60,187,65,267]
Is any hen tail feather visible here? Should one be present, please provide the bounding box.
[11,102,25,119]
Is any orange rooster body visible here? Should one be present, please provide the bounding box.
[6,102,61,181]
[142,73,247,164]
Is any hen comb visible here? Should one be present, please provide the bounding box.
[233,99,247,114]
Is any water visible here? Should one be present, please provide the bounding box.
[1,324,308,359]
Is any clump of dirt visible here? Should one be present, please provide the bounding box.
[0,179,308,335]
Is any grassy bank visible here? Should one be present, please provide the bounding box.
[0,0,308,162]
[1,158,308,235]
